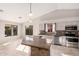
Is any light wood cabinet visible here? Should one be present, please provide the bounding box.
[31,46,49,56]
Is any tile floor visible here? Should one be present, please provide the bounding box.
[0,39,79,56]
[50,45,79,56]
[0,39,29,56]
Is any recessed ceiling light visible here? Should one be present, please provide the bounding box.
[0,9,4,12]
[18,16,22,19]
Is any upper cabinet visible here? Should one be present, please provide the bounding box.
[56,21,79,30]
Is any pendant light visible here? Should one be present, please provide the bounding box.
[29,3,32,16]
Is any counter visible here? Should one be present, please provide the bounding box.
[21,36,51,56]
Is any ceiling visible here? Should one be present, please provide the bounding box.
[0,3,79,23]
[40,9,79,20]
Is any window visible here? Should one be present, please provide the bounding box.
[52,23,56,32]
[47,24,52,32]
[5,25,11,36]
[13,25,18,36]
[5,24,18,37]
[44,23,56,32]
[25,25,33,35]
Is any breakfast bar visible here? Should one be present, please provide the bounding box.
[21,36,51,56]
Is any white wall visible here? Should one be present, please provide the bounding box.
[22,17,79,35]
[55,17,79,30]
[0,20,22,44]
[21,3,79,35]
[1,17,79,42]
[22,19,41,36]
[30,17,79,35]
[56,21,79,30]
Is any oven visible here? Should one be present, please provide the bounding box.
[66,37,78,48]
[65,25,77,30]
[64,25,79,48]
[65,31,77,37]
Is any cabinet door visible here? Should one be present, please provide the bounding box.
[31,47,49,56]
[39,49,49,56]
[31,47,40,56]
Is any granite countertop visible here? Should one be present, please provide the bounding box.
[21,37,51,50]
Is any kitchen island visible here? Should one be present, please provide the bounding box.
[21,36,51,56]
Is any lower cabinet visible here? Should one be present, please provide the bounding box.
[31,47,49,56]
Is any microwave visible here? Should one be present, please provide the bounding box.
[65,25,77,30]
